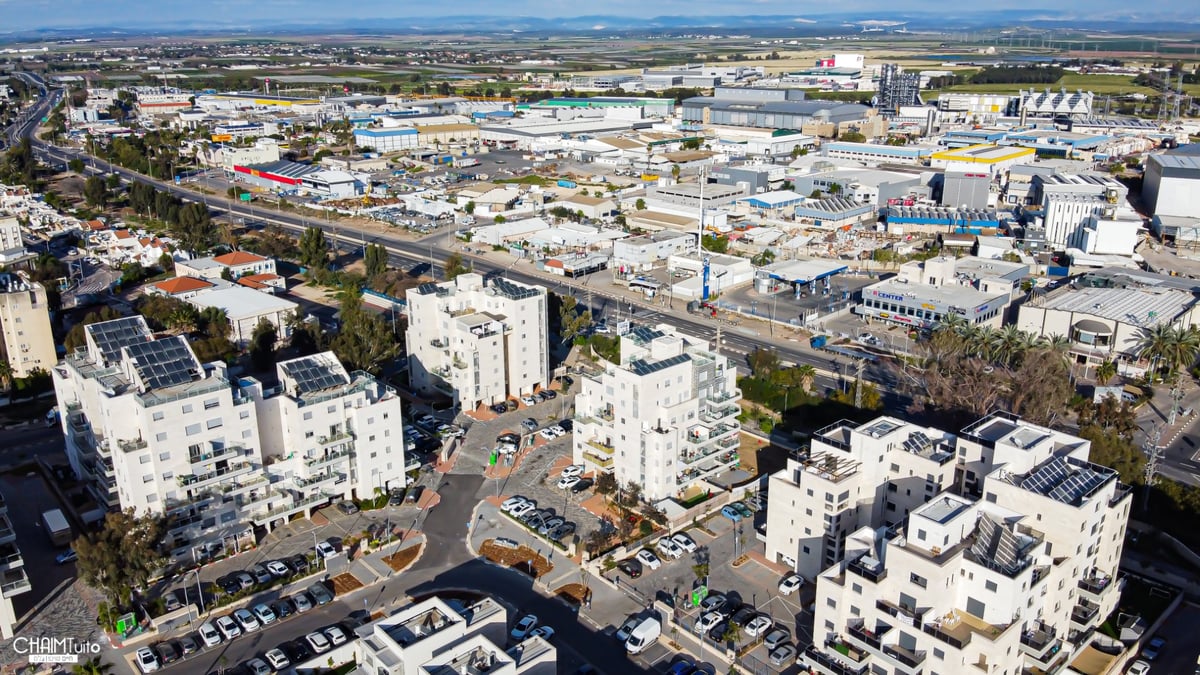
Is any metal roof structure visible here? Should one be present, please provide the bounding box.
[86,316,152,364]
[281,353,350,394]
[629,353,691,377]
[124,337,201,390]
[1038,286,1194,328]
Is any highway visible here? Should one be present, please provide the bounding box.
[13,79,898,395]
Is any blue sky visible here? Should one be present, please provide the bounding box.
[0,0,1188,32]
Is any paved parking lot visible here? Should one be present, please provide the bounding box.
[604,506,814,671]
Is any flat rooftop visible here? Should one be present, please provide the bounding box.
[932,144,1034,163]
[866,278,1007,307]
[1037,285,1194,327]
[917,494,974,524]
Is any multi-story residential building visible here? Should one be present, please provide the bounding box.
[765,416,959,580]
[52,317,405,560]
[0,215,33,267]
[355,596,556,675]
[0,272,57,377]
[572,324,742,502]
[406,274,548,411]
[0,488,32,639]
[806,416,1129,675]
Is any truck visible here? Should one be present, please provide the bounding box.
[625,618,660,654]
[809,335,829,349]
[42,509,72,547]
[453,157,480,168]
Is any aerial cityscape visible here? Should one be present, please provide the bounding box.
[0,7,1199,675]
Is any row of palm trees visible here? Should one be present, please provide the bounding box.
[1137,324,1200,379]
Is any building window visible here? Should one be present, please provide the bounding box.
[303,411,313,421]
[206,418,223,430]
[910,573,927,588]
[182,404,193,414]
[204,398,219,410]
[143,474,154,483]
[185,423,201,436]
[152,412,165,421]
[159,451,171,461]
[985,580,998,592]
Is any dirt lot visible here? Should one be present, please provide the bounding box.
[383,543,424,572]
[554,583,590,607]
[331,573,364,595]
[479,539,554,578]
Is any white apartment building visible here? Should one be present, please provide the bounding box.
[805,413,1129,675]
[0,272,57,378]
[53,317,405,560]
[406,274,548,411]
[0,487,32,639]
[765,417,960,581]
[572,324,742,502]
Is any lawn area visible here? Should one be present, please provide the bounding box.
[494,175,552,186]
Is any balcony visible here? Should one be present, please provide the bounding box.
[582,452,613,469]
[847,555,886,583]
[0,568,31,598]
[452,357,468,370]
[709,390,741,404]
[585,439,614,455]
[319,430,354,446]
[804,645,868,675]
[0,491,6,516]
[0,542,23,572]
[430,338,448,349]
[0,514,15,546]
[1070,599,1100,629]
[1077,572,1115,602]
[1020,623,1062,668]
[118,437,148,453]
[294,471,340,489]
[923,621,970,649]
[700,405,739,424]
[876,598,926,625]
[189,444,243,464]
[846,619,890,651]
[253,492,331,525]
[881,643,927,671]
[176,462,253,490]
[306,448,352,470]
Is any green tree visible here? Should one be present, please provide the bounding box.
[0,359,12,401]
[671,164,681,180]
[199,306,230,340]
[464,201,476,215]
[557,294,592,343]
[83,175,109,207]
[74,509,167,606]
[444,252,470,280]
[331,292,400,374]
[1096,359,1117,386]
[701,235,729,254]
[68,158,85,173]
[72,657,112,675]
[364,243,388,282]
[635,198,646,211]
[249,318,278,371]
[64,307,125,352]
[289,316,326,357]
[838,131,866,143]
[157,252,174,272]
[299,226,329,272]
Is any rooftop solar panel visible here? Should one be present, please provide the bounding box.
[124,337,200,390]
[491,278,539,301]
[629,353,691,376]
[87,316,151,363]
[281,355,349,394]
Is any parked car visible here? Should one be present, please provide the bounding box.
[406,485,425,504]
[763,628,790,651]
[251,603,277,626]
[1143,636,1167,661]
[700,593,727,614]
[769,643,797,667]
[266,560,291,577]
[521,395,537,407]
[538,516,565,535]
[541,390,558,400]
[615,616,641,642]
[236,572,255,589]
[273,598,295,620]
[305,631,331,654]
[617,559,643,578]
[307,582,334,605]
[324,626,348,646]
[557,475,581,490]
[745,614,773,638]
[198,621,223,648]
[530,625,555,642]
[549,522,576,541]
[539,428,558,441]
[263,648,291,671]
[635,549,661,570]
[510,614,539,641]
[55,548,78,564]
[501,496,529,512]
[570,478,594,493]
[655,537,684,560]
[694,611,723,634]
[164,591,183,612]
[177,635,198,656]
[561,464,584,478]
[510,501,536,517]
[292,592,314,613]
[287,554,310,573]
[731,502,753,519]
[244,658,271,675]
[707,620,731,644]
[233,608,260,632]
[215,615,242,640]
[504,400,518,412]
[491,403,508,414]
[779,573,805,595]
[251,564,273,585]
[670,532,697,552]
[522,418,539,432]
[336,500,360,515]
[315,541,337,559]
[730,604,757,627]
[154,641,180,665]
[720,505,744,522]
[280,639,312,664]
[135,647,160,673]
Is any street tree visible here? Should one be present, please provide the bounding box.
[444,252,470,281]
[74,509,168,606]
[249,318,278,371]
[557,294,592,343]
[298,226,329,272]
[83,175,109,207]
[363,243,388,282]
[330,291,400,374]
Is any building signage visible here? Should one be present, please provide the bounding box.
[875,291,906,302]
[921,303,936,310]
[974,304,990,314]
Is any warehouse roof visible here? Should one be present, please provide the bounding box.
[1147,153,1200,171]
[1038,286,1195,327]
[186,286,299,321]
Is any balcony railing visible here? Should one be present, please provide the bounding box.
[881,644,926,670]
[189,444,243,464]
[585,440,614,455]
[1071,600,1099,627]
[582,452,613,469]
[1077,574,1113,598]
[804,645,868,675]
[294,471,340,488]
[0,515,15,544]
[177,462,252,488]
[254,492,331,523]
[847,556,886,583]
[430,338,448,348]
[922,622,969,649]
[118,437,148,453]
[876,599,925,624]
[847,620,886,650]
[0,569,31,598]
[0,542,23,571]
[306,448,352,469]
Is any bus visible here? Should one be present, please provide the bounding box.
[628,277,662,298]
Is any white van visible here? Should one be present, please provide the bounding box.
[625,618,661,655]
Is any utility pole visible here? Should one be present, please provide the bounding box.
[1167,381,1184,427]
[854,358,865,409]
[1143,425,1163,512]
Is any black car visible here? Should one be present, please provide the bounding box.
[560,375,574,389]
[618,559,643,578]
[287,554,310,573]
[730,604,757,627]
[491,403,508,415]
[541,389,557,400]
[708,621,731,644]
[219,576,242,596]
[559,419,573,432]
[550,522,576,541]
[336,500,360,515]
[570,478,594,493]
[406,485,424,503]
[388,488,406,506]
[273,598,295,619]
[155,641,181,665]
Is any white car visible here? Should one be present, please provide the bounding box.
[198,621,223,647]
[530,625,555,642]
[635,549,661,570]
[548,425,567,437]
[135,647,160,673]
[539,428,557,441]
[557,475,581,490]
[1127,660,1151,675]
[521,395,537,406]
[245,658,271,675]
[264,648,291,670]
[266,560,290,577]
[233,608,260,632]
[215,615,242,640]
[745,615,773,638]
[560,464,584,478]
[510,502,536,517]
[510,614,539,641]
[315,541,337,559]
[500,496,529,512]
[694,611,723,634]
[779,573,805,595]
[670,532,697,552]
[324,626,348,646]
[305,631,331,653]
[655,537,684,560]
[251,603,277,625]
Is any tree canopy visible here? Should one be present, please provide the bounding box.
[330,292,400,374]
[74,508,167,606]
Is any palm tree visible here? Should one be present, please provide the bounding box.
[1096,359,1117,386]
[73,657,112,675]
[1136,324,1199,378]
[794,364,816,393]
[990,325,1028,368]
